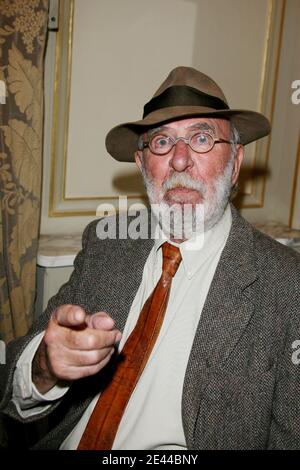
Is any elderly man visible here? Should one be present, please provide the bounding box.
[1,67,300,450]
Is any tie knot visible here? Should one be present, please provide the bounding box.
[161,242,182,278]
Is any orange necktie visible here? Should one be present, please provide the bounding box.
[78,242,182,450]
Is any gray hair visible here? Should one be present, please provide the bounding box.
[137,133,145,151]
[230,123,240,158]
[229,123,241,199]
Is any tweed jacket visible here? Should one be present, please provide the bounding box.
[1,205,300,449]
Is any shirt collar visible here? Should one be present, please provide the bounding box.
[154,204,232,279]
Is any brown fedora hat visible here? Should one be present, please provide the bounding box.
[105,66,271,162]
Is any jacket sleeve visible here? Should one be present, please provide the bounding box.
[0,221,95,423]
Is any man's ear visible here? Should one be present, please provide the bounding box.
[135,151,143,171]
[231,145,244,186]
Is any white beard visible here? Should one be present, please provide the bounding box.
[141,158,234,240]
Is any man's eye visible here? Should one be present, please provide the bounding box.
[152,136,170,147]
[195,133,209,144]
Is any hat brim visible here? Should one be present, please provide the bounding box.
[105,106,271,162]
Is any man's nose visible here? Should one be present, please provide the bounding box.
[169,139,194,172]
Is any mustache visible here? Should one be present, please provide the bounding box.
[162,172,207,195]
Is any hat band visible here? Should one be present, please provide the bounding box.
[143,85,229,118]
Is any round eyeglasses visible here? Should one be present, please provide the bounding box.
[142,132,233,155]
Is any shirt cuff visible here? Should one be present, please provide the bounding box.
[12,331,70,418]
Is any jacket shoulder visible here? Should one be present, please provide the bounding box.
[252,224,300,274]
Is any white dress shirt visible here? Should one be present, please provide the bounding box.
[12,205,232,450]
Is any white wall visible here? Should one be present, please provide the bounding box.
[40,0,300,235]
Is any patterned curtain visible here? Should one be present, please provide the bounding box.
[0,0,49,343]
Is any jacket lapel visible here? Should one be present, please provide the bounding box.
[182,205,258,447]
[91,235,155,332]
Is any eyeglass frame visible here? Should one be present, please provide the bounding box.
[142,131,233,155]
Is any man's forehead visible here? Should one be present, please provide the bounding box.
[146,117,230,135]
